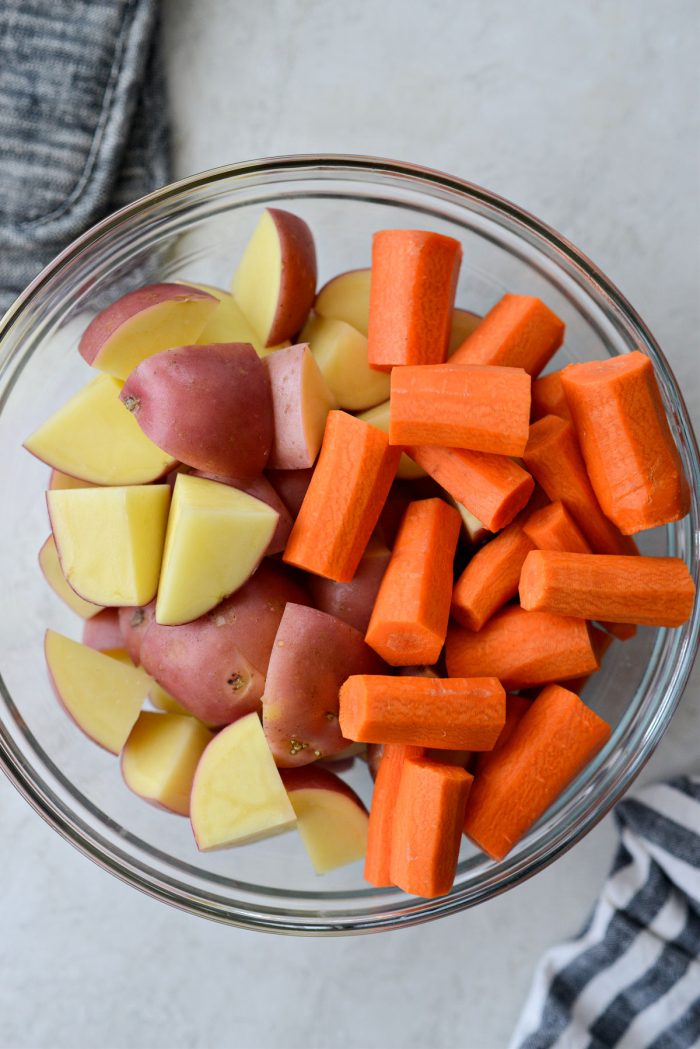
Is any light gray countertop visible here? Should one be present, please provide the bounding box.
[1,3,698,1047]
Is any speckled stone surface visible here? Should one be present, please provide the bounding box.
[1,3,698,1047]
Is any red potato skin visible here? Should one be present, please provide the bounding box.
[266,468,315,518]
[191,471,293,555]
[82,608,124,651]
[263,603,385,767]
[120,343,273,484]
[266,209,317,346]
[139,563,308,726]
[263,344,331,469]
[118,601,156,665]
[279,765,368,811]
[78,283,216,367]
[306,540,391,633]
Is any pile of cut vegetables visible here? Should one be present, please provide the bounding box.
[25,208,696,898]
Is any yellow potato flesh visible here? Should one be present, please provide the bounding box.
[358,400,426,481]
[47,485,171,607]
[94,297,218,379]
[453,499,488,542]
[48,470,97,491]
[121,711,213,816]
[102,649,193,717]
[45,630,151,754]
[447,308,482,354]
[38,535,102,619]
[190,713,296,850]
[289,788,369,875]
[25,374,176,485]
[231,210,282,345]
[155,474,278,626]
[195,291,265,352]
[315,269,371,335]
[302,315,389,411]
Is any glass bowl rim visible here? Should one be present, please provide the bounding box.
[0,153,698,935]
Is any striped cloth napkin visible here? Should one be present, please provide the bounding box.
[0,0,169,314]
[512,777,700,1049]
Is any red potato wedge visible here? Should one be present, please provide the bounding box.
[231,208,317,347]
[306,535,391,633]
[262,603,385,767]
[38,535,102,619]
[121,342,273,484]
[82,609,123,651]
[357,400,425,481]
[263,344,336,469]
[190,713,297,850]
[192,471,292,555]
[118,601,156,665]
[121,711,214,817]
[139,562,309,727]
[24,374,177,486]
[280,766,369,874]
[79,283,218,379]
[301,314,390,411]
[448,309,482,354]
[266,468,315,518]
[45,630,151,754]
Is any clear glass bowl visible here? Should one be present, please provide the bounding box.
[0,155,698,934]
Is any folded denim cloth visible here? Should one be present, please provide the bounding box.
[0,0,169,314]
[512,777,700,1049]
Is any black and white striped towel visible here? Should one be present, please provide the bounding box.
[0,0,169,314]
[512,777,700,1049]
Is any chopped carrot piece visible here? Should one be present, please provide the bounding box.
[472,693,531,776]
[561,352,690,534]
[284,411,400,581]
[523,502,637,640]
[339,675,506,750]
[389,364,531,456]
[391,758,473,898]
[598,621,637,642]
[450,294,564,376]
[451,516,535,631]
[445,606,598,689]
[519,550,696,628]
[531,370,572,423]
[366,498,461,665]
[367,230,462,371]
[523,500,591,553]
[365,743,423,887]
[463,684,611,859]
[523,416,638,556]
[406,445,534,532]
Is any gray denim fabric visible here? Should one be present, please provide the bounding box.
[0,0,170,313]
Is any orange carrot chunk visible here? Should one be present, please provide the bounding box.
[406,445,534,532]
[445,606,598,689]
[523,502,637,641]
[390,758,473,898]
[473,693,531,777]
[463,684,611,859]
[339,675,506,750]
[451,517,535,631]
[561,352,690,534]
[367,230,462,371]
[599,621,637,642]
[519,550,696,628]
[523,416,638,556]
[450,294,564,376]
[523,500,591,553]
[284,411,400,582]
[365,743,423,887]
[366,498,461,665]
[531,370,572,423]
[389,364,531,456]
